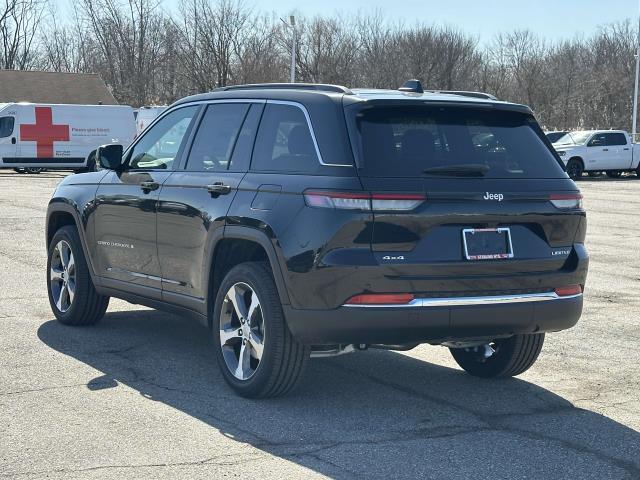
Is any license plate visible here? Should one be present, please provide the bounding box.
[462,228,514,260]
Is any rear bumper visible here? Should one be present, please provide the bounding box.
[284,292,583,345]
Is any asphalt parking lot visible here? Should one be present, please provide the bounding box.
[0,170,638,479]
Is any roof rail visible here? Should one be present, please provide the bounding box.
[213,83,354,94]
[431,90,498,101]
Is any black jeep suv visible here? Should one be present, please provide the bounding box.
[46,82,588,398]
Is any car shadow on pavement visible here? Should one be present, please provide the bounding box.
[37,309,640,479]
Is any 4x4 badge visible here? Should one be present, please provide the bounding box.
[382,255,405,261]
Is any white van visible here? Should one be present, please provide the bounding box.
[0,103,136,172]
[136,106,167,135]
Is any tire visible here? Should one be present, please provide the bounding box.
[47,225,109,326]
[212,261,309,398]
[25,167,43,174]
[449,333,545,378]
[606,170,622,178]
[566,159,583,180]
[587,171,601,177]
[13,168,25,174]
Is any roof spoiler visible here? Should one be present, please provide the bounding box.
[398,79,498,100]
[429,90,498,101]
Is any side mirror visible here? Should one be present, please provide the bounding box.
[97,144,124,170]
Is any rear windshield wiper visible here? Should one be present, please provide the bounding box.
[422,164,490,177]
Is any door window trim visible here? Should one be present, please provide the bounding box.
[604,132,627,147]
[180,101,258,172]
[123,104,202,172]
[265,100,352,167]
[174,98,353,168]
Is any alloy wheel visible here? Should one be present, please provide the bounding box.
[218,282,265,380]
[50,240,76,313]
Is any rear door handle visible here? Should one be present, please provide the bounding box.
[602,148,609,151]
[206,182,232,196]
[140,181,160,192]
[624,148,630,151]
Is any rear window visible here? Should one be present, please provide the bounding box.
[349,105,565,178]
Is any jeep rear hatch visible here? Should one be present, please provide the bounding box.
[342,101,584,283]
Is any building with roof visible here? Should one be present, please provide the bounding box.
[0,70,118,105]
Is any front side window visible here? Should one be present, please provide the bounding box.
[186,103,249,171]
[251,103,319,173]
[128,106,198,170]
[588,134,607,147]
[0,117,14,138]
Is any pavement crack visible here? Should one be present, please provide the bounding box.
[333,363,640,477]
[0,383,90,397]
[0,452,267,478]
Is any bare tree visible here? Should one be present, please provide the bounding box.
[176,0,252,91]
[291,15,359,85]
[0,0,46,69]
[21,6,640,130]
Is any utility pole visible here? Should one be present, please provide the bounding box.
[290,16,296,83]
[281,16,296,83]
[633,1,640,141]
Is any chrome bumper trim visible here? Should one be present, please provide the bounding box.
[344,292,582,308]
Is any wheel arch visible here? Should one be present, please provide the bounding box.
[568,156,584,168]
[206,226,291,326]
[46,202,98,282]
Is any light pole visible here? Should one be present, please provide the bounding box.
[633,1,640,140]
[281,16,296,83]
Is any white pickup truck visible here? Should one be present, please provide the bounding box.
[552,130,640,180]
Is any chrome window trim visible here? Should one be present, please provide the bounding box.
[195,99,268,105]
[343,292,582,308]
[171,98,354,168]
[266,99,354,168]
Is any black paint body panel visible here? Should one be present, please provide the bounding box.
[46,88,589,345]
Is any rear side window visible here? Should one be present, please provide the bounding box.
[251,103,319,173]
[186,103,249,171]
[605,133,627,146]
[0,117,14,138]
[349,106,566,178]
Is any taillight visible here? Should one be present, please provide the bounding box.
[345,293,415,305]
[554,285,582,296]
[304,190,425,211]
[550,193,582,209]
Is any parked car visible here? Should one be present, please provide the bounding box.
[136,106,167,135]
[45,81,588,398]
[545,131,569,143]
[552,130,640,179]
[0,103,136,173]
